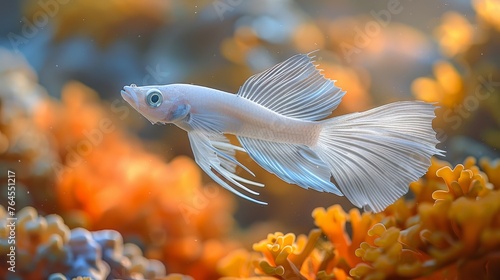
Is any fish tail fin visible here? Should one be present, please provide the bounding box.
[312,101,444,212]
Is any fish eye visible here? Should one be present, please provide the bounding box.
[146,89,163,108]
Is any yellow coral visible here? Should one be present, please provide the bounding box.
[218,230,336,280]
[219,157,500,280]
[480,158,500,189]
[411,61,464,108]
[251,231,321,279]
[473,0,500,31]
[351,157,500,279]
[434,12,474,57]
[23,0,169,47]
[432,161,491,202]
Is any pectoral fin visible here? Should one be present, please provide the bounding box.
[187,131,266,204]
[237,136,342,195]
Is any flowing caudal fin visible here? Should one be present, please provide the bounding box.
[312,101,444,212]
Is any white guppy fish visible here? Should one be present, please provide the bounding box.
[121,53,444,212]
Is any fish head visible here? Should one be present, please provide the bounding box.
[121,84,191,124]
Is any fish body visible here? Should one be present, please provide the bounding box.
[121,53,443,212]
[125,84,321,145]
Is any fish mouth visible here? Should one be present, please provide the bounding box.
[121,86,140,108]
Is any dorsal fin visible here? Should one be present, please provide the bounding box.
[237,53,345,121]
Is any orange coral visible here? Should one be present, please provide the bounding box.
[0,53,238,279]
[292,22,326,53]
[320,63,373,113]
[314,206,383,266]
[31,81,240,279]
[217,249,260,278]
